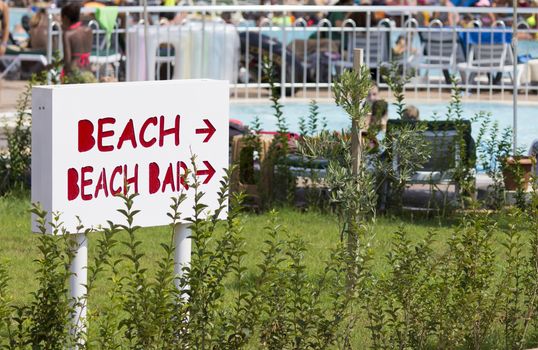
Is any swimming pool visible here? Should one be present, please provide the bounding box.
[230,101,538,152]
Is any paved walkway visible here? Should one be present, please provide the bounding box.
[0,80,27,113]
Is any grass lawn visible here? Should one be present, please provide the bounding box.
[5,194,534,348]
[0,194,456,306]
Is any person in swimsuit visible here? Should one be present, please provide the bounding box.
[0,0,10,56]
[61,3,92,75]
[28,9,48,51]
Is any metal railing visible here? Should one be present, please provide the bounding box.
[42,5,538,101]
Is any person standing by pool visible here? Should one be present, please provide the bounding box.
[28,9,49,51]
[364,99,389,152]
[528,139,538,176]
[61,3,92,76]
[367,84,379,104]
[402,105,420,121]
[0,0,9,56]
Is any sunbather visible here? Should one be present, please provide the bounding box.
[391,35,417,76]
[392,35,416,62]
[0,0,9,56]
[61,3,92,75]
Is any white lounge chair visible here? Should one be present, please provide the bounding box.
[380,120,476,210]
[0,51,48,80]
[415,28,465,83]
[88,20,123,79]
[332,20,392,72]
[457,41,526,86]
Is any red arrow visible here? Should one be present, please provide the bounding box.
[196,119,216,143]
[196,161,216,184]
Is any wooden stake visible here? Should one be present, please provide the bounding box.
[351,48,364,176]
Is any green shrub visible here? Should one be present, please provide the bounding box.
[0,162,358,349]
[262,58,296,207]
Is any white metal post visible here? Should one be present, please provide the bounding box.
[69,233,88,341]
[46,12,53,85]
[142,0,150,81]
[512,0,519,154]
[174,223,192,298]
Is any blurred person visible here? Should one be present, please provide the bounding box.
[492,0,510,6]
[363,99,388,153]
[28,9,48,50]
[367,83,379,103]
[460,13,474,27]
[402,105,420,121]
[362,84,380,130]
[362,99,390,212]
[292,0,319,27]
[363,98,389,212]
[529,139,538,158]
[520,0,538,39]
[404,0,423,25]
[272,12,293,26]
[61,3,93,75]
[391,34,417,76]
[0,0,9,56]
[450,0,479,7]
[327,0,354,28]
[369,99,389,133]
[293,0,321,26]
[484,0,504,23]
[346,0,371,27]
[392,35,406,60]
[518,0,531,8]
[392,34,416,61]
[158,0,178,22]
[317,0,353,48]
[473,0,495,27]
[529,139,538,176]
[432,0,460,26]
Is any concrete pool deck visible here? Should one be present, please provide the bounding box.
[230,87,538,104]
[1,79,538,114]
[0,80,27,113]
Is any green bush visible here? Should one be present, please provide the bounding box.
[3,53,538,350]
[0,164,357,349]
[2,166,538,348]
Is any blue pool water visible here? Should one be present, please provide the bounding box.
[230,101,538,152]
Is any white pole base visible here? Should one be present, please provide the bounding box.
[69,233,88,342]
[174,223,192,299]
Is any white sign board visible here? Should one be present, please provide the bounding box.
[32,80,229,233]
